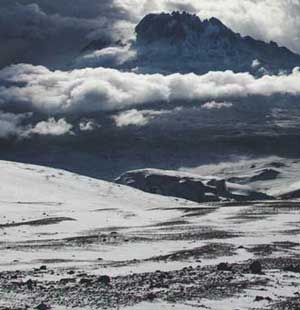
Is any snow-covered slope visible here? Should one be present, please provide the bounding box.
[1,160,300,310]
[0,161,197,244]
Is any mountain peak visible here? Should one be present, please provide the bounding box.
[135,11,232,45]
[133,12,300,74]
[82,12,300,75]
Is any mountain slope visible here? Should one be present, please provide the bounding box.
[81,11,300,74]
[133,11,300,74]
[0,160,199,269]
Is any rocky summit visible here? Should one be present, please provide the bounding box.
[133,11,300,74]
[135,11,232,45]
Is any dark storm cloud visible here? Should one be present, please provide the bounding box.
[0,111,28,138]
[0,1,129,68]
[4,0,116,18]
[2,0,300,69]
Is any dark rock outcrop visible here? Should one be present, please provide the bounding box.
[98,275,111,285]
[115,169,274,203]
[249,261,263,274]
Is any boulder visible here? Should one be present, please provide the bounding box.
[250,261,263,274]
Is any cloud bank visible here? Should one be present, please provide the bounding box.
[1,64,300,116]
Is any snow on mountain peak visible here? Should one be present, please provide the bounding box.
[79,11,300,75]
[132,11,300,74]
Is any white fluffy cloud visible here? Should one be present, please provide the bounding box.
[2,64,300,115]
[113,109,169,127]
[202,101,233,110]
[0,110,73,139]
[79,119,101,131]
[75,47,137,69]
[29,118,73,136]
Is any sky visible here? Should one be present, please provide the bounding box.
[1,0,300,140]
[1,0,300,68]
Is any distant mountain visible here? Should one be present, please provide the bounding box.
[82,11,300,74]
[133,11,300,74]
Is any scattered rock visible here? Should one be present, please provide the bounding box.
[79,278,93,285]
[1,257,298,309]
[10,274,18,279]
[59,278,76,285]
[25,279,35,290]
[35,303,51,310]
[249,261,263,274]
[283,265,300,273]
[98,275,111,285]
[77,273,87,277]
[145,292,157,301]
[254,295,272,302]
[217,262,232,271]
[255,295,265,302]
